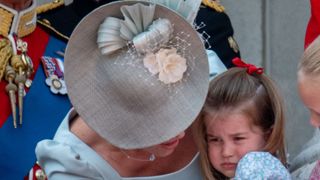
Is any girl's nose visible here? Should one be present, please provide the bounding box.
[222,142,234,158]
[310,117,320,128]
[176,131,185,139]
[310,112,320,128]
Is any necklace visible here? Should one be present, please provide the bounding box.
[120,149,156,162]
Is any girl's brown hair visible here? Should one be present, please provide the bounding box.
[193,67,287,180]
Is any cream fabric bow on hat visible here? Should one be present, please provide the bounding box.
[97,3,161,55]
[146,0,202,24]
[97,0,202,56]
[97,3,191,84]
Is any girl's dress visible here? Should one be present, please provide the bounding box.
[235,152,291,180]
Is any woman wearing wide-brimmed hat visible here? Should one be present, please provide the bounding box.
[36,1,210,179]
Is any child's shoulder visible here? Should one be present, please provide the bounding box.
[235,152,291,180]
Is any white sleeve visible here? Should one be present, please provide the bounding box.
[36,139,104,180]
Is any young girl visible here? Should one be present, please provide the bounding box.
[298,35,320,129]
[291,35,320,179]
[194,58,290,179]
[290,2,320,179]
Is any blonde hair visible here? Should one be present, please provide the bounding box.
[299,35,320,76]
[193,67,287,180]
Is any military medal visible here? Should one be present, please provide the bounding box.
[45,74,67,95]
[41,56,67,95]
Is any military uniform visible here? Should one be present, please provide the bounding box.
[0,1,71,180]
[196,2,240,68]
[37,0,240,67]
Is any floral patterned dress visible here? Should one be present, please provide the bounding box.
[235,152,291,180]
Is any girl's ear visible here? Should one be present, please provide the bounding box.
[264,125,274,141]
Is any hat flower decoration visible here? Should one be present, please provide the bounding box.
[97,0,201,84]
[64,0,208,149]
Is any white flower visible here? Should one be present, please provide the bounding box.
[143,53,159,75]
[143,48,187,84]
[45,75,67,95]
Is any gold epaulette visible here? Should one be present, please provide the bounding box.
[0,1,37,38]
[36,0,64,14]
[202,0,225,13]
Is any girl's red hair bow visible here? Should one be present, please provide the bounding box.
[232,57,264,75]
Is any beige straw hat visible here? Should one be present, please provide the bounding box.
[64,0,209,149]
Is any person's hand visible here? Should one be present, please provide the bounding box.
[0,0,32,11]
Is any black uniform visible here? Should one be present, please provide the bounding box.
[38,0,240,68]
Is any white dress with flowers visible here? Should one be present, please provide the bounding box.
[235,152,291,180]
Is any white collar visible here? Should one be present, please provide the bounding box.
[0,0,37,38]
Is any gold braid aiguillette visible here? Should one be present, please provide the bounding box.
[17,39,33,88]
[5,65,17,128]
[0,39,13,80]
[11,55,26,126]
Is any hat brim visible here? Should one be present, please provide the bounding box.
[64,1,209,149]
